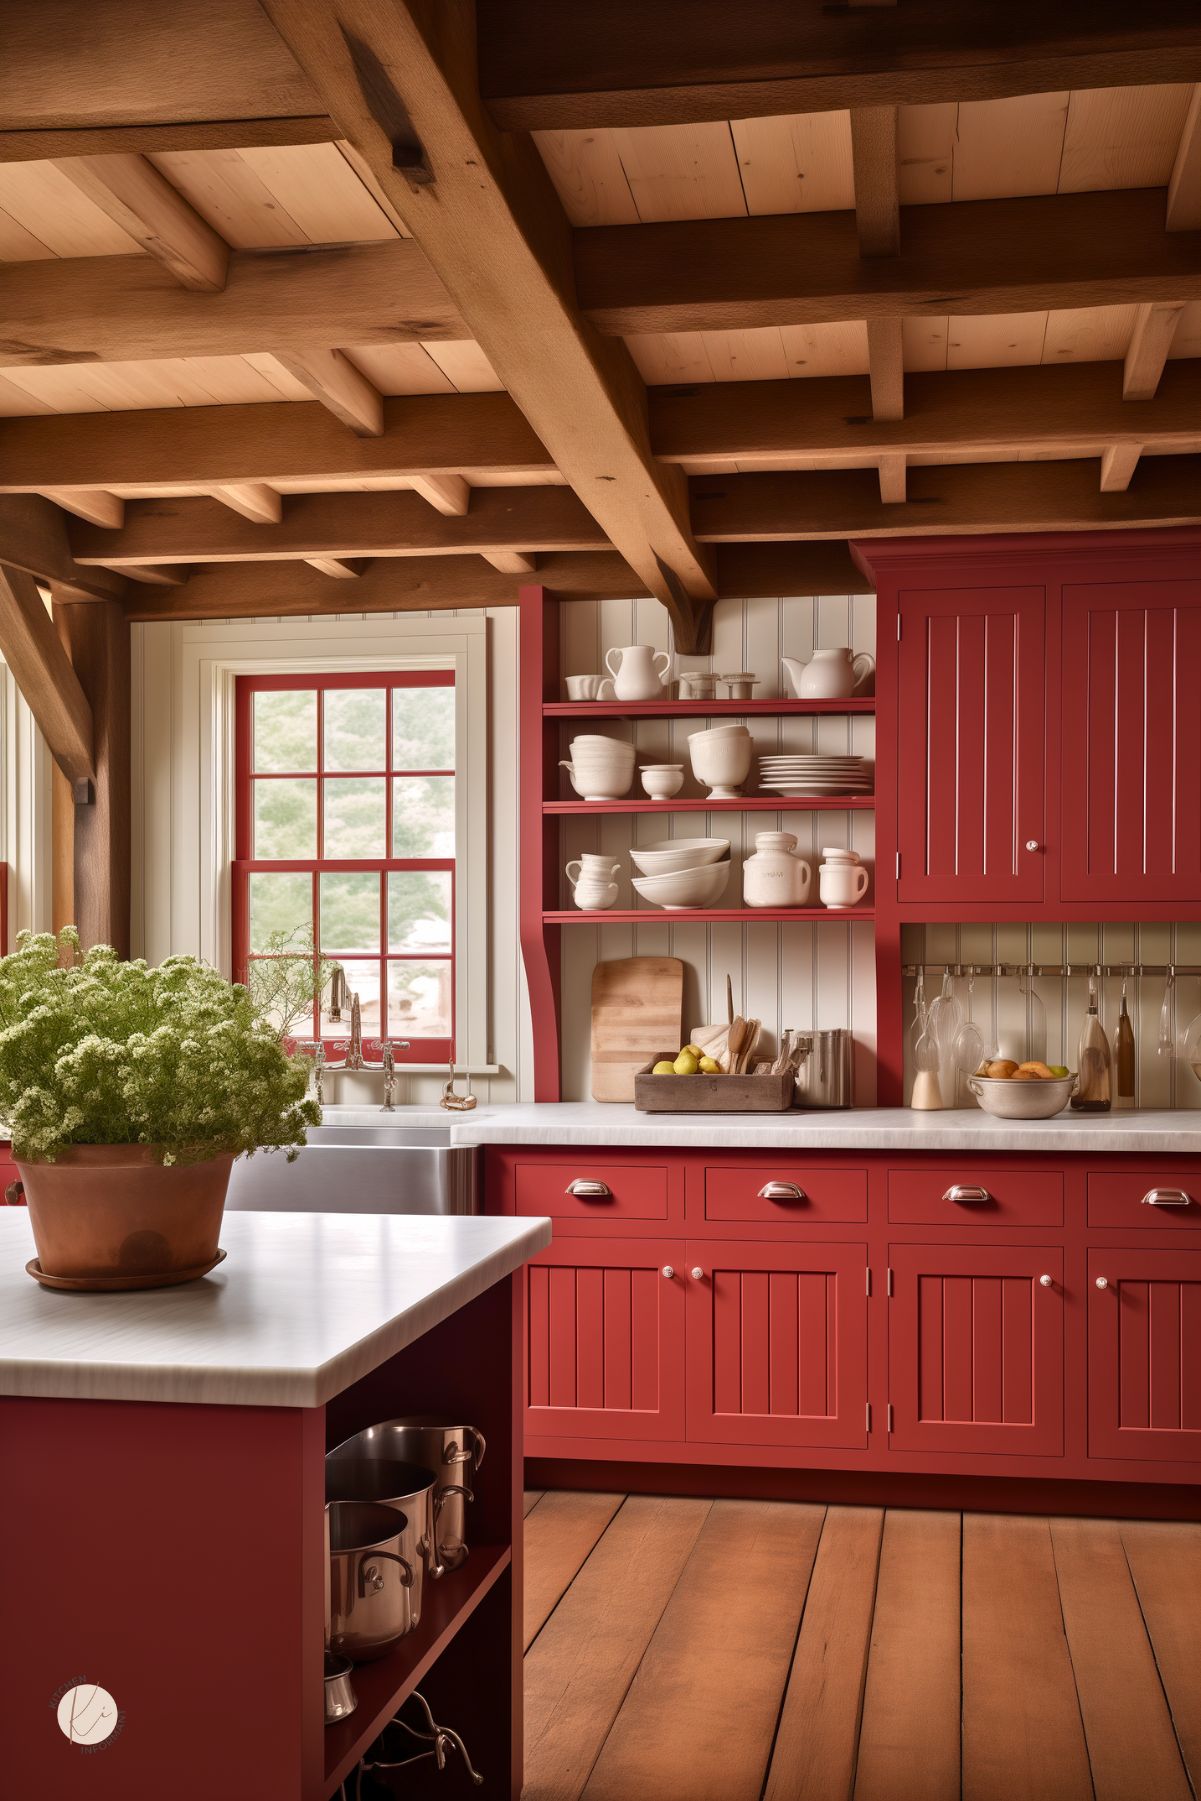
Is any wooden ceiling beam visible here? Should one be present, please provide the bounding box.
[575,189,1201,336]
[304,557,369,578]
[0,563,94,785]
[689,457,1201,542]
[1099,446,1144,493]
[260,0,715,652]
[649,361,1201,467]
[67,487,607,567]
[410,475,472,517]
[849,108,900,258]
[477,1,1201,128]
[0,495,128,601]
[1123,302,1186,400]
[41,489,125,530]
[55,154,230,291]
[1167,86,1201,231]
[4,188,1196,365]
[483,551,538,575]
[0,119,337,164]
[0,239,464,367]
[272,349,384,436]
[121,551,647,620]
[212,484,283,525]
[0,394,549,493]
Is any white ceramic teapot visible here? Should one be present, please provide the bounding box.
[605,644,672,701]
[742,832,812,907]
[781,648,875,700]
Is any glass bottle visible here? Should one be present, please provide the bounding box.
[1114,979,1136,1109]
[1071,972,1112,1112]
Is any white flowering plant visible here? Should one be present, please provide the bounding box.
[0,928,320,1165]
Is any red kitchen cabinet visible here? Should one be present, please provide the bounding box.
[1088,1249,1201,1463]
[895,585,1047,905]
[888,1244,1064,1458]
[524,1238,685,1443]
[685,1241,868,1451]
[1060,579,1201,904]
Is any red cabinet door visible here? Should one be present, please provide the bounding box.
[1088,1249,1201,1464]
[896,586,1046,904]
[1061,580,1201,903]
[889,1244,1064,1457]
[524,1238,684,1443]
[685,1240,868,1450]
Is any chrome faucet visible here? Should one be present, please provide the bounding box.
[327,962,347,1023]
[345,992,364,1069]
[381,1042,396,1111]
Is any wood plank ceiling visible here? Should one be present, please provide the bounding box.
[0,2,1199,652]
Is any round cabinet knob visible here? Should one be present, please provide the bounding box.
[661,1265,675,1280]
[1025,839,1042,852]
[690,1266,705,1281]
[1039,1274,1054,1288]
[1095,1276,1109,1289]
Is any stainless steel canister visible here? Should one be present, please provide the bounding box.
[325,1451,441,1620]
[325,1500,416,1663]
[327,1422,481,1576]
[792,1028,855,1108]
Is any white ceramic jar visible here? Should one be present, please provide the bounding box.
[742,832,812,907]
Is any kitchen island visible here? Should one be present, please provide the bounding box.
[0,1208,550,1801]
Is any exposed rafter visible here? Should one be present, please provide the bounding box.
[411,475,472,517]
[483,551,538,575]
[68,488,606,567]
[41,489,125,529]
[273,349,384,436]
[56,154,229,291]
[477,2,1201,127]
[212,484,284,525]
[1166,85,1201,231]
[261,0,715,650]
[1124,303,1186,400]
[0,495,128,601]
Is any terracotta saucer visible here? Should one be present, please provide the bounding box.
[25,1249,227,1292]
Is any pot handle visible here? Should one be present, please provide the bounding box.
[468,1426,486,1472]
[597,678,615,699]
[430,1482,474,1577]
[852,652,876,694]
[4,1181,24,1206]
[359,1549,415,1596]
[442,1428,486,1472]
[565,860,582,887]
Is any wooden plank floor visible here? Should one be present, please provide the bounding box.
[522,1494,1201,1801]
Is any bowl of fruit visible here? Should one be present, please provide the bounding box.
[966,1059,1076,1119]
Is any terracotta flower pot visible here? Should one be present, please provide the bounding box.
[14,1145,234,1290]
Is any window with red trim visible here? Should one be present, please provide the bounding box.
[232,672,455,1062]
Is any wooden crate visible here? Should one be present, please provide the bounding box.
[633,1055,795,1113]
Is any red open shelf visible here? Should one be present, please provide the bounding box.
[323,1544,511,1794]
[546,795,875,813]
[545,698,876,717]
[544,907,875,924]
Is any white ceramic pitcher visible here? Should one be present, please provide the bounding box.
[566,855,620,910]
[605,644,672,701]
[781,648,875,700]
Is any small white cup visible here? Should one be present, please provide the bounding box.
[565,674,616,701]
[640,765,685,799]
[819,862,870,908]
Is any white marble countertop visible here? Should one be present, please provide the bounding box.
[0,1210,550,1408]
[320,1101,1201,1153]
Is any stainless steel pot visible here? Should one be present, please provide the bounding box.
[326,1500,416,1663]
[323,1652,357,1725]
[336,1418,484,1574]
[326,1429,477,1579]
[793,1028,855,1108]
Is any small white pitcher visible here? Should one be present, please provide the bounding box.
[566,856,621,910]
[604,645,672,701]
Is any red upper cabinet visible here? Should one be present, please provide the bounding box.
[895,585,1047,905]
[1060,579,1201,904]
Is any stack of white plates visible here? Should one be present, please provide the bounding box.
[757,754,873,797]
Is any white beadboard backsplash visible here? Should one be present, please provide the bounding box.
[901,922,1201,1110]
[557,593,879,1103]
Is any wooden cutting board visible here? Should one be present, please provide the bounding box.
[590,957,685,1102]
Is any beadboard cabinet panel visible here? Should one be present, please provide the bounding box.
[896,587,1046,905]
[1060,580,1201,904]
[1088,1249,1201,1463]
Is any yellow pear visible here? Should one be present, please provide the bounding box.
[673,1051,699,1075]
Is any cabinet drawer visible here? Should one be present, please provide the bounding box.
[888,1167,1062,1227]
[1087,1171,1200,1230]
[514,1160,668,1222]
[703,1165,867,1225]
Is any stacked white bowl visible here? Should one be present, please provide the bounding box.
[630,836,731,909]
[688,724,753,798]
[560,734,636,800]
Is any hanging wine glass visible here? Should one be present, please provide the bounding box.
[1180,1011,1201,1087]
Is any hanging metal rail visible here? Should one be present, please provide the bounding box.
[901,963,1201,978]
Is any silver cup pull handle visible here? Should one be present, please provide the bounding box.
[1141,1188,1192,1207]
[757,1181,805,1201]
[942,1184,993,1205]
[565,1179,612,1199]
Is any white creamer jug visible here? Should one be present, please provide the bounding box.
[604,644,672,700]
